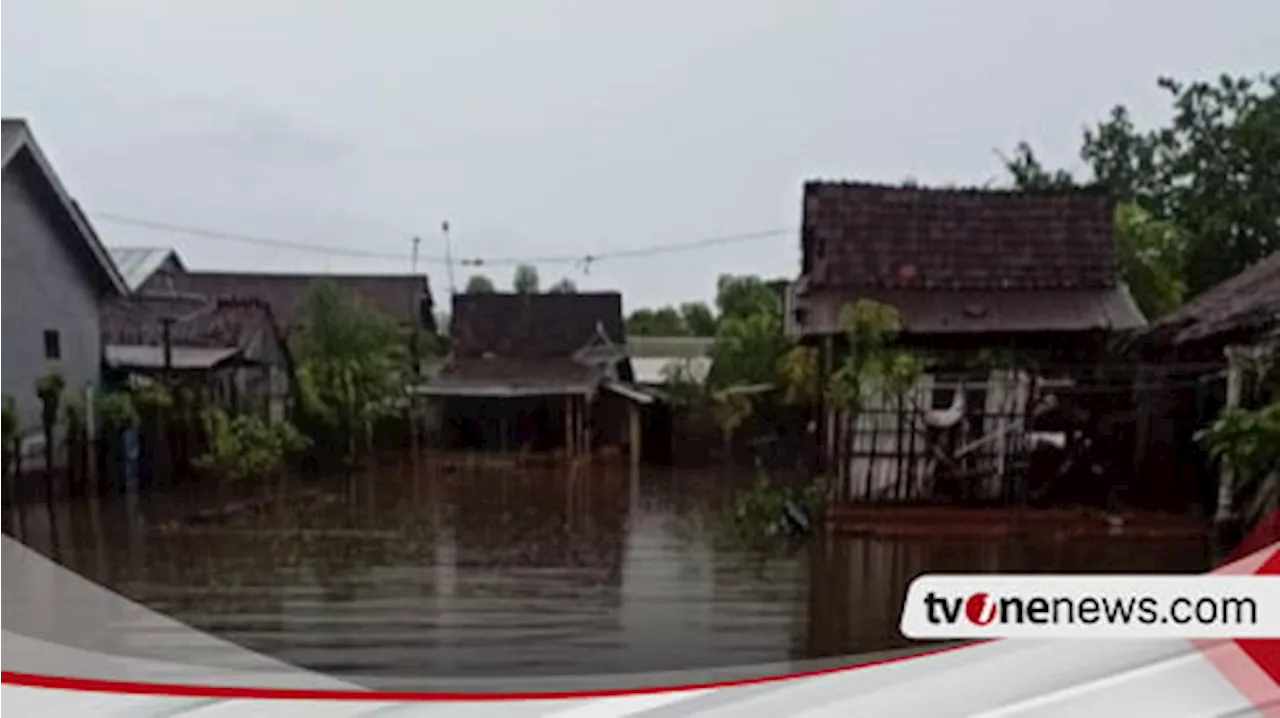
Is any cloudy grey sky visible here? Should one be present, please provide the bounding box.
[3,1,1277,311]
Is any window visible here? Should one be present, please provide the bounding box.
[43,329,61,360]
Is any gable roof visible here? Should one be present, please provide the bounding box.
[107,246,186,292]
[1,118,128,296]
[138,270,433,333]
[449,292,625,358]
[102,293,280,352]
[1141,250,1280,351]
[800,181,1117,291]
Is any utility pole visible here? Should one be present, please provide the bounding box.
[441,221,457,296]
[411,237,422,378]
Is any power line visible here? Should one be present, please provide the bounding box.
[91,211,796,269]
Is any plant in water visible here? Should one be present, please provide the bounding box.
[294,281,410,459]
[711,391,753,460]
[133,381,174,412]
[195,407,310,482]
[2,395,17,476]
[1199,401,1280,526]
[36,372,66,431]
[96,391,139,434]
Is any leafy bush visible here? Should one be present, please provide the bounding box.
[96,391,139,433]
[0,391,16,470]
[36,371,65,430]
[133,381,173,411]
[195,408,310,482]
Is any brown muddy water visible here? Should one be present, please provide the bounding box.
[3,452,1212,680]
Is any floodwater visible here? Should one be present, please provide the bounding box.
[4,453,1212,682]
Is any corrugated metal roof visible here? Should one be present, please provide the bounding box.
[104,344,242,370]
[107,247,181,291]
[786,284,1147,338]
[632,357,712,385]
[626,336,714,359]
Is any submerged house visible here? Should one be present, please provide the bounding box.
[1132,250,1280,518]
[786,181,1148,504]
[418,292,657,463]
[2,119,129,451]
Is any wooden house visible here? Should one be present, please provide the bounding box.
[785,181,1148,504]
[417,292,658,463]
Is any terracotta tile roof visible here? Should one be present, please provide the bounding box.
[801,181,1118,291]
[1142,250,1280,350]
[136,271,433,334]
[449,292,624,358]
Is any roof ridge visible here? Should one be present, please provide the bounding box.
[803,179,1110,196]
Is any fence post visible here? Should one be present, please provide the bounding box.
[1215,346,1244,526]
[85,385,97,494]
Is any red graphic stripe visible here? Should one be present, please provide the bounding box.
[1235,548,1280,686]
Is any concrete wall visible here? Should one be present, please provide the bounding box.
[1,165,106,441]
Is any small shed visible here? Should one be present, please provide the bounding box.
[101,291,295,419]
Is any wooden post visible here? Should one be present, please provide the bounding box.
[628,401,642,470]
[1215,346,1244,525]
[822,335,835,474]
[564,395,575,458]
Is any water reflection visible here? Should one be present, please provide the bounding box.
[3,453,1210,679]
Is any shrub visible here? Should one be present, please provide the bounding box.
[195,407,310,482]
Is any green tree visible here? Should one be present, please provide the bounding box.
[680,301,717,336]
[715,274,783,322]
[513,264,540,293]
[294,281,410,459]
[1115,202,1188,319]
[626,307,690,336]
[709,310,789,389]
[1009,73,1280,299]
[548,277,578,293]
[464,275,495,294]
[777,345,820,406]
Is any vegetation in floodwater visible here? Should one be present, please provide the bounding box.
[95,391,139,433]
[716,473,830,556]
[195,407,310,482]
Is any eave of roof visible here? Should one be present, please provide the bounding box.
[2,119,128,296]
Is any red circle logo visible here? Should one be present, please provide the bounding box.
[965,592,996,625]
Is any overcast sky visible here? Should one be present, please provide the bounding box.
[3,1,1277,312]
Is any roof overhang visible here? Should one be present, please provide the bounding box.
[786,283,1148,339]
[411,383,594,399]
[104,344,243,371]
[602,380,659,405]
